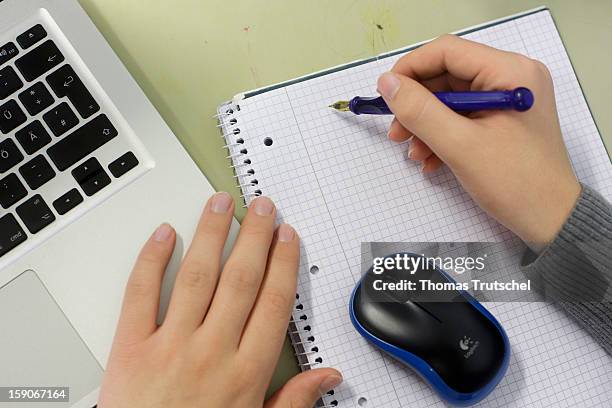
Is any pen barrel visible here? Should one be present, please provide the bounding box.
[434,87,534,112]
[348,88,533,115]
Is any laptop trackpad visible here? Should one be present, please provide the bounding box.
[0,270,102,407]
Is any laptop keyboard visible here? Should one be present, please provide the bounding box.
[0,22,143,259]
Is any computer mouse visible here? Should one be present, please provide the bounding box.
[349,253,510,406]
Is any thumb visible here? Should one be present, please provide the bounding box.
[264,368,342,408]
[377,71,474,159]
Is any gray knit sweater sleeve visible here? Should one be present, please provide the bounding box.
[522,183,612,355]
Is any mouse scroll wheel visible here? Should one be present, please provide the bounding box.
[411,302,443,323]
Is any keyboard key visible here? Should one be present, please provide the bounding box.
[71,157,101,182]
[18,82,54,115]
[0,66,23,99]
[47,65,100,119]
[0,138,24,173]
[16,24,47,49]
[53,188,83,215]
[16,194,55,234]
[72,157,111,196]
[109,151,139,178]
[15,120,52,154]
[0,173,27,209]
[19,154,56,190]
[80,170,111,197]
[43,102,79,136]
[15,40,64,82]
[0,213,27,257]
[0,42,19,66]
[0,100,27,134]
[47,114,117,171]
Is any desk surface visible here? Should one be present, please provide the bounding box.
[77,0,612,394]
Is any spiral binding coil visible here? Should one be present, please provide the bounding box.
[289,294,338,407]
[218,103,338,407]
[218,102,261,208]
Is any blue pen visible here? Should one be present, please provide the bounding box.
[329,87,534,115]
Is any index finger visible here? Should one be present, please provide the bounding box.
[114,223,176,345]
[391,34,528,87]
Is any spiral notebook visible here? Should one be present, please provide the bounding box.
[217,7,612,408]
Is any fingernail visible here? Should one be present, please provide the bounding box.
[278,224,295,242]
[211,192,232,214]
[319,374,343,394]
[377,72,401,100]
[252,196,275,216]
[153,223,173,242]
[408,146,415,159]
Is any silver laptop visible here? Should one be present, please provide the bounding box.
[0,1,239,406]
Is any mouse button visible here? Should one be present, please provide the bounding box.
[361,270,416,304]
[428,307,507,393]
[433,334,505,393]
[418,267,467,303]
[360,274,405,303]
[353,291,440,348]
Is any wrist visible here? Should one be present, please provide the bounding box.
[522,180,582,253]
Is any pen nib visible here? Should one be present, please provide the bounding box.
[329,100,350,112]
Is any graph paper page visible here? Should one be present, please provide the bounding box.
[222,9,612,408]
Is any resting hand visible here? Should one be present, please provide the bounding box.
[98,193,342,408]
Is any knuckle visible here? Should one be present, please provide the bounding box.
[507,52,531,69]
[289,395,314,408]
[223,262,260,290]
[200,215,229,237]
[399,92,432,125]
[437,33,457,44]
[127,275,154,298]
[271,244,299,265]
[190,347,216,372]
[241,223,273,242]
[517,55,540,72]
[178,260,215,290]
[261,289,292,318]
[522,56,538,72]
[532,59,552,79]
[137,248,165,268]
[514,53,532,65]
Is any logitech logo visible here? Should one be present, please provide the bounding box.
[459,336,472,351]
[459,336,480,359]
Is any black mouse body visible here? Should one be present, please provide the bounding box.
[349,253,510,406]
